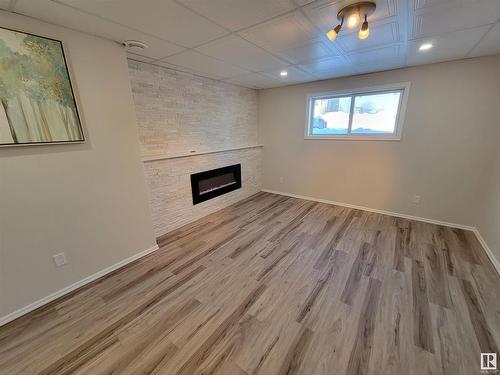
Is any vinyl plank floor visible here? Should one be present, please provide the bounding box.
[0,192,499,375]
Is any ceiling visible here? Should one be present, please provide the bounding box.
[2,0,500,89]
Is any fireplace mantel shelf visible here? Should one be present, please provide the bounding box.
[142,144,263,163]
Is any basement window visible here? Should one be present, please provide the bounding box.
[305,83,410,141]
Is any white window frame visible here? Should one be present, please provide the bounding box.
[305,82,411,141]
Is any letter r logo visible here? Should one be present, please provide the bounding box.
[481,353,497,370]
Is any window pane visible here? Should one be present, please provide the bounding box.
[310,96,351,135]
[351,91,401,134]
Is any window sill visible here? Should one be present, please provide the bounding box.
[304,135,401,141]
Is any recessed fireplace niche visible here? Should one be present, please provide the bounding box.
[190,164,241,205]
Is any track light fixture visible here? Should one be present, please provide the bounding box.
[326,1,376,41]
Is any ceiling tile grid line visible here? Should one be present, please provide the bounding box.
[465,16,500,58]
[402,0,411,66]
[8,0,17,11]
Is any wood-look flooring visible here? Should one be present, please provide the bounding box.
[0,192,499,374]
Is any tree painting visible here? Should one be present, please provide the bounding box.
[0,27,83,146]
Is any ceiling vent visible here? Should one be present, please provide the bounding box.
[121,40,149,50]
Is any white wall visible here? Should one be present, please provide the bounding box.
[0,12,157,318]
[128,61,259,158]
[476,148,500,266]
[258,55,500,227]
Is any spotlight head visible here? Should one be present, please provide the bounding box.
[326,24,342,41]
[358,16,369,40]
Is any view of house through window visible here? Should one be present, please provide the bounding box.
[311,96,351,135]
[307,85,408,140]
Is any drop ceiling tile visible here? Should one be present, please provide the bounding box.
[151,60,222,81]
[311,66,357,80]
[413,0,495,11]
[469,23,500,57]
[350,44,406,75]
[278,38,339,64]
[354,58,406,75]
[161,50,251,79]
[14,0,186,59]
[56,0,229,47]
[411,0,500,39]
[225,73,282,89]
[347,44,403,65]
[261,66,316,84]
[151,59,191,72]
[127,52,156,63]
[293,0,316,5]
[195,35,288,72]
[239,11,319,52]
[0,0,11,9]
[124,37,185,60]
[298,55,353,78]
[337,21,402,52]
[177,0,296,31]
[303,0,401,34]
[407,26,490,65]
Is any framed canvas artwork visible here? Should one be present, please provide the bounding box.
[0,26,84,146]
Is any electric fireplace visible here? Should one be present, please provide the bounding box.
[190,164,241,205]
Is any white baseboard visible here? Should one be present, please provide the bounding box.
[0,244,159,327]
[262,189,475,230]
[262,189,500,276]
[472,229,500,275]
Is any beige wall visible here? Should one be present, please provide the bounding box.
[258,55,500,227]
[476,148,500,266]
[0,12,156,318]
[128,61,262,237]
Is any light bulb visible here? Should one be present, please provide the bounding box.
[326,29,338,41]
[358,19,369,40]
[347,11,360,29]
[358,26,369,39]
[280,70,288,77]
[326,24,342,41]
